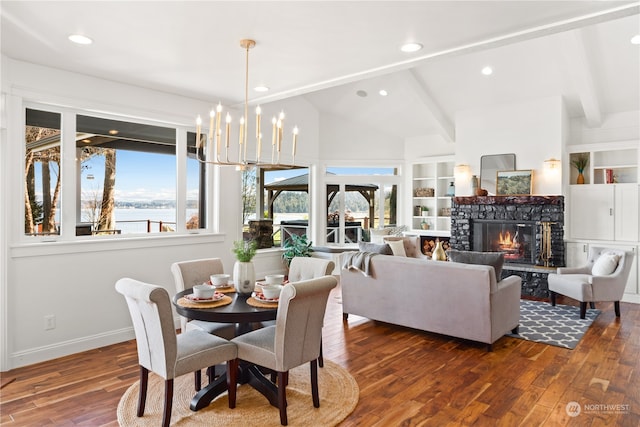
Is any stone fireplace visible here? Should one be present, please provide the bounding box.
[450,195,564,298]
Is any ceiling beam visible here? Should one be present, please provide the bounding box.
[252,2,639,105]
[404,69,455,143]
[560,29,602,127]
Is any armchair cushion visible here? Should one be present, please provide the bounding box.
[592,252,620,276]
[447,250,505,282]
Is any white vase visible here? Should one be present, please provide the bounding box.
[233,261,256,295]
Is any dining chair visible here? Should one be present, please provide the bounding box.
[287,257,335,367]
[229,275,338,426]
[171,258,235,337]
[115,278,238,427]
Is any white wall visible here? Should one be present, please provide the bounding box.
[455,96,565,196]
[569,110,640,146]
[0,58,288,370]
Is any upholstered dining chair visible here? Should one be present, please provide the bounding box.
[229,275,338,426]
[287,257,335,367]
[548,246,635,319]
[171,258,235,337]
[115,278,238,427]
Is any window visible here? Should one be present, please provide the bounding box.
[24,106,208,239]
[24,109,62,236]
[325,166,400,244]
[76,115,177,235]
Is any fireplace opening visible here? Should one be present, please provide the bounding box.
[473,220,535,264]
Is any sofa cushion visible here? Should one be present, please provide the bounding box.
[447,249,505,281]
[383,236,422,258]
[592,252,620,276]
[369,228,392,244]
[358,242,393,255]
[386,239,407,257]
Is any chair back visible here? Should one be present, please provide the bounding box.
[115,278,178,379]
[274,276,337,371]
[287,257,335,282]
[588,246,635,279]
[171,258,224,292]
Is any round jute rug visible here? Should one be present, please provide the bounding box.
[117,360,358,426]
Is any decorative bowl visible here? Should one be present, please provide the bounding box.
[262,284,283,299]
[193,284,215,299]
[210,274,230,287]
[264,274,285,285]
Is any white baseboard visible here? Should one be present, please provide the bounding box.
[622,293,640,304]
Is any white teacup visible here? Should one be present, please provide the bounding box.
[261,284,283,299]
[264,274,285,285]
[210,274,230,287]
[193,284,215,299]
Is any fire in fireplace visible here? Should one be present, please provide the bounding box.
[473,220,536,264]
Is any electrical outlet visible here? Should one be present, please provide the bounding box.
[44,315,56,330]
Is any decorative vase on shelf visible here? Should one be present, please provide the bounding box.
[233,261,255,295]
[432,240,447,261]
[446,182,455,196]
[576,172,585,184]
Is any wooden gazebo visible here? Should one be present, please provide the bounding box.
[262,172,379,228]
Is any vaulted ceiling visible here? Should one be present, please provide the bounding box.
[2,1,639,141]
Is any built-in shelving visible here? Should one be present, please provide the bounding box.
[409,156,454,234]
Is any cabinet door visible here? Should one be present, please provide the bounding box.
[614,184,639,242]
[570,186,614,240]
[624,247,638,295]
[565,242,589,267]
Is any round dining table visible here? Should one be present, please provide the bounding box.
[172,288,279,411]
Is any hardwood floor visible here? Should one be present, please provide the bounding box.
[2,285,639,426]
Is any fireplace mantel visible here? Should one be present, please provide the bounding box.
[453,195,563,205]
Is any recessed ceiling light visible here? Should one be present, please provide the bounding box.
[356,90,368,97]
[68,34,93,45]
[379,89,388,97]
[631,34,640,45]
[481,66,493,76]
[254,85,269,92]
[400,42,423,53]
[108,129,119,135]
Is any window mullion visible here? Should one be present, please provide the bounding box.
[175,128,186,232]
[60,112,76,240]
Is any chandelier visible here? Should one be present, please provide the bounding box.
[195,39,299,169]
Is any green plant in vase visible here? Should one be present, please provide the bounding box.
[571,154,589,184]
[232,240,258,295]
[281,234,313,268]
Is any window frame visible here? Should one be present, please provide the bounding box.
[20,102,214,243]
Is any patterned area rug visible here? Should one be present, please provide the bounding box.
[509,299,600,349]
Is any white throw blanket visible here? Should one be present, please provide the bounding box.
[342,251,377,277]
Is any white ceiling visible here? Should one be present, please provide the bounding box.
[2,1,639,140]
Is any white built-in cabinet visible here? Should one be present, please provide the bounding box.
[565,140,640,303]
[408,156,454,235]
[569,184,638,241]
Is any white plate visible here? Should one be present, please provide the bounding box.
[185,293,224,303]
[251,291,279,303]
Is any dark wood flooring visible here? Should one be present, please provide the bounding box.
[1,285,639,426]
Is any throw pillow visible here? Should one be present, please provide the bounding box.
[447,249,505,281]
[386,239,407,257]
[592,253,620,276]
[369,228,392,244]
[358,242,393,255]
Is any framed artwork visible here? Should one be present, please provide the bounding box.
[496,170,533,195]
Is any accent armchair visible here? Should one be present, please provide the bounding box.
[115,278,237,427]
[548,246,635,319]
[229,276,338,426]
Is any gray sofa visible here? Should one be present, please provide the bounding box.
[340,251,521,350]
